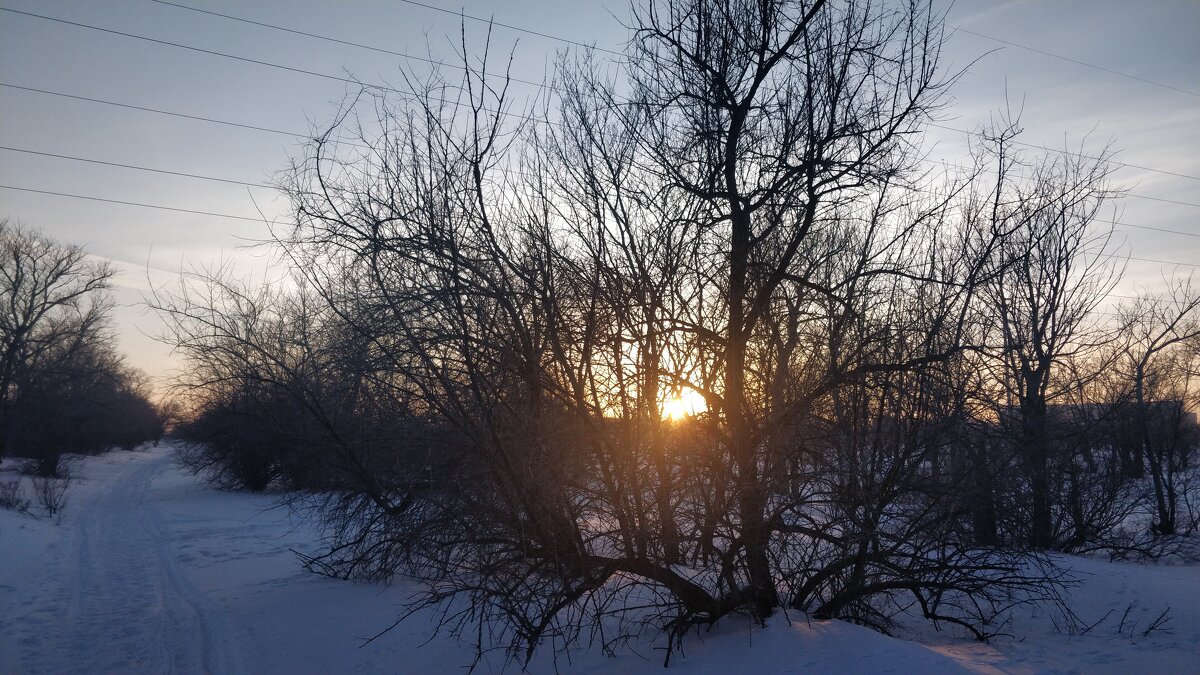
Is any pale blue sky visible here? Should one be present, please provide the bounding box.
[1,0,1198,385]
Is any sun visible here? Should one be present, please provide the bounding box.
[662,388,707,421]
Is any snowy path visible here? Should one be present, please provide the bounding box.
[2,450,240,674]
[0,445,427,675]
[3,446,1197,674]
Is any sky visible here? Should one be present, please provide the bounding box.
[1,0,1198,388]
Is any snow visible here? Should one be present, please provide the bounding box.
[1,443,1197,674]
[918,557,1200,674]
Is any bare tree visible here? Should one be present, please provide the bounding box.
[602,0,963,620]
[972,122,1123,550]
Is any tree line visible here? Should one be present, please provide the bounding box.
[0,221,163,477]
[155,0,1200,666]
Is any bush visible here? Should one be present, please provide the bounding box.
[32,469,71,520]
[0,478,31,514]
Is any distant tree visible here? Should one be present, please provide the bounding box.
[154,269,314,490]
[153,267,410,494]
[1116,279,1200,535]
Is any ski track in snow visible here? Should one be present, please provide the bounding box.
[6,451,240,675]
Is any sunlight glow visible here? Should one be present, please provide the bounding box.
[662,389,708,421]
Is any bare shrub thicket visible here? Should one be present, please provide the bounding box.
[158,0,1199,667]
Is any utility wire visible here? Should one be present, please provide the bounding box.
[4,8,1194,326]
[148,0,1199,104]
[7,182,1199,275]
[403,0,1198,103]
[0,82,314,139]
[5,6,1200,184]
[388,3,1200,179]
[392,0,623,56]
[952,26,1199,98]
[4,143,1198,241]
[1127,256,1200,269]
[5,176,1199,262]
[0,146,272,189]
[143,0,557,94]
[1107,221,1200,240]
[0,83,306,138]
[0,7,405,94]
[0,7,549,138]
[147,0,1200,173]
[925,123,1200,182]
[1125,194,1200,209]
[925,157,1200,210]
[0,185,265,222]
[4,10,1198,249]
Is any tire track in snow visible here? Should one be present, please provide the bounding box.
[45,448,242,674]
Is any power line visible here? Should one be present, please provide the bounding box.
[420,0,1198,103]
[0,83,307,138]
[1126,194,1200,209]
[392,0,623,57]
[0,146,272,189]
[138,3,1200,198]
[155,0,1200,163]
[399,0,1198,106]
[1109,221,1200,240]
[3,137,1198,243]
[924,157,1200,212]
[385,4,1200,182]
[8,188,1199,295]
[5,180,1199,279]
[4,9,1198,245]
[8,185,1197,269]
[1127,255,1200,270]
[0,7,546,133]
[9,82,1195,219]
[952,26,1200,99]
[0,185,265,222]
[6,178,1199,264]
[6,6,1199,185]
[143,0,556,94]
[6,141,1199,241]
[0,7,402,93]
[0,82,311,138]
[925,123,1200,183]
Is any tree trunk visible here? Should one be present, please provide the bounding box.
[1022,389,1053,550]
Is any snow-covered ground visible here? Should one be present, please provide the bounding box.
[1,443,1197,674]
